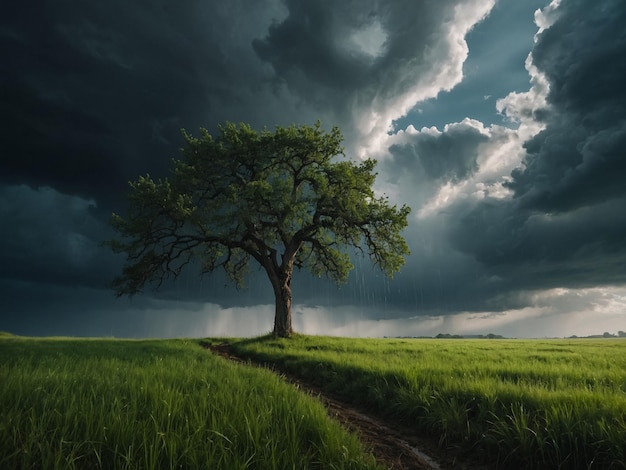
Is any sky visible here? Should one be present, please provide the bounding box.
[1,0,625,339]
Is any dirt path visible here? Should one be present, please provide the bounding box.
[200,341,487,470]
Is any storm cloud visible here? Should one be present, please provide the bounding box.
[1,0,625,338]
[444,0,626,297]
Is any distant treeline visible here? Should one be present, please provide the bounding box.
[436,333,505,339]
[386,333,505,339]
[391,331,626,339]
[569,331,626,339]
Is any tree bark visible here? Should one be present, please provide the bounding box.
[271,270,293,338]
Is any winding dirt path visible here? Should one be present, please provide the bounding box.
[200,341,487,470]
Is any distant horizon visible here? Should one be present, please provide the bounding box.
[3,326,626,341]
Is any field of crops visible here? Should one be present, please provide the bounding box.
[0,335,380,469]
[231,335,626,469]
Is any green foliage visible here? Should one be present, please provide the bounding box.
[232,336,626,469]
[0,338,380,469]
[108,121,410,297]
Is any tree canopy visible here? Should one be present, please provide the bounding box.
[109,122,410,337]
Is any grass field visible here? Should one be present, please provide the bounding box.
[231,335,626,469]
[0,335,380,470]
[3,334,625,469]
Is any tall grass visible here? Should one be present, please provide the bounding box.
[0,337,381,469]
[232,335,626,469]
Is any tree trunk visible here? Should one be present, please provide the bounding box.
[271,270,293,338]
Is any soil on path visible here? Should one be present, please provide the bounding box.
[200,341,490,470]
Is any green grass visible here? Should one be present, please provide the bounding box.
[0,337,380,470]
[231,335,626,469]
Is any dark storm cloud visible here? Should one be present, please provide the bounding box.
[447,0,626,300]
[0,0,289,210]
[253,0,494,149]
[451,197,626,287]
[0,185,120,288]
[387,122,487,183]
[506,0,626,214]
[253,0,469,93]
[253,1,375,91]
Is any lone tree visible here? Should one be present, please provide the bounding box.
[109,122,410,337]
